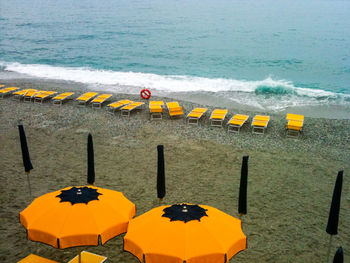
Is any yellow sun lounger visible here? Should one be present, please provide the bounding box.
[252,115,270,134]
[166,101,184,118]
[68,251,107,263]
[18,254,59,263]
[286,113,304,137]
[33,91,58,103]
[12,89,37,100]
[227,114,249,133]
[106,99,134,114]
[0,87,19,98]
[52,92,74,105]
[149,101,165,120]
[91,93,112,108]
[75,92,98,106]
[121,102,145,117]
[23,90,42,102]
[210,109,228,127]
[187,107,208,125]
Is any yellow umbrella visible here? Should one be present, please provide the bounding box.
[20,186,135,249]
[124,203,246,263]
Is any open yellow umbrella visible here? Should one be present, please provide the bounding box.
[124,203,246,263]
[20,186,135,249]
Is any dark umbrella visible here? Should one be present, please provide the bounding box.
[238,156,249,216]
[326,171,343,263]
[18,125,33,197]
[18,125,33,173]
[87,133,95,185]
[333,247,343,263]
[157,145,165,201]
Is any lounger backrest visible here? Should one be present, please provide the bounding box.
[108,99,133,108]
[76,92,98,100]
[252,115,270,127]
[167,102,181,108]
[14,89,37,95]
[122,102,144,110]
[150,101,164,107]
[18,254,59,263]
[0,87,18,93]
[188,108,207,118]
[53,92,74,100]
[286,113,304,122]
[92,94,112,102]
[211,109,228,119]
[24,90,40,97]
[193,108,207,113]
[254,115,270,121]
[35,91,57,98]
[234,114,249,121]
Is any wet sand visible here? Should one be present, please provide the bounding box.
[0,79,349,262]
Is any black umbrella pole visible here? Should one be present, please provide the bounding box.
[26,172,32,199]
[326,235,333,263]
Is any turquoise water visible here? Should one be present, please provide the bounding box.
[1,0,350,115]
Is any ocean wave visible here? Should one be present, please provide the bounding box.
[0,61,348,105]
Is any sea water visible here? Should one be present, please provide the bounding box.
[1,0,349,118]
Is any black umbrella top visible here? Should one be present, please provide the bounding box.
[162,203,208,223]
[56,186,102,205]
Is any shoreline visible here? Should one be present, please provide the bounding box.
[1,76,349,120]
[0,78,349,262]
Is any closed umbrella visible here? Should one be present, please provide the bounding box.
[18,125,34,197]
[124,203,246,263]
[238,156,249,216]
[157,145,165,201]
[87,133,95,185]
[326,171,343,263]
[333,247,343,263]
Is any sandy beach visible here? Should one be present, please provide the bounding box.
[0,79,349,262]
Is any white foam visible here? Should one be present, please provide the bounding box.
[0,61,345,101]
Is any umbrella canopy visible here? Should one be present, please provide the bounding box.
[124,203,246,263]
[20,186,135,249]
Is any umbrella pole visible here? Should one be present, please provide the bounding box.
[78,247,82,263]
[26,172,32,199]
[326,235,333,263]
[239,214,245,231]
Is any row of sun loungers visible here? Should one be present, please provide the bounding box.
[1,86,304,137]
